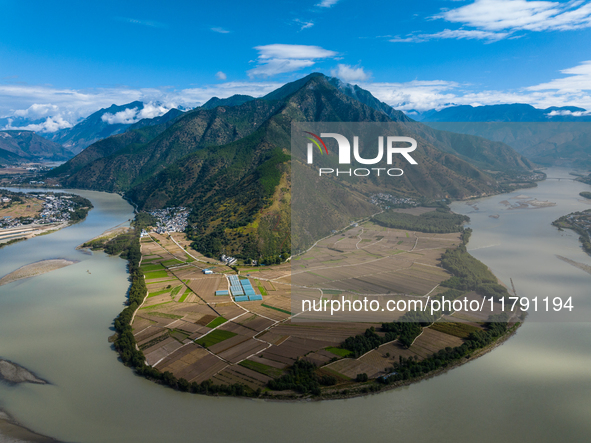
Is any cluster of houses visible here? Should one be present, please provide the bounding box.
[567,212,591,236]
[220,254,237,265]
[1,193,79,229]
[148,207,190,234]
[516,171,545,182]
[369,193,418,208]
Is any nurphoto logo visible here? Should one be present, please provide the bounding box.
[304,131,418,177]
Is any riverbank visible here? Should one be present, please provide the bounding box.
[312,321,523,401]
[0,259,77,287]
[0,222,69,246]
[76,224,131,250]
[0,409,58,443]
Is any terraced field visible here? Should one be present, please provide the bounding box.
[128,220,501,398]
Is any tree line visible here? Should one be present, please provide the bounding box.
[372,208,469,233]
[111,213,252,397]
[267,359,336,395]
[377,314,511,385]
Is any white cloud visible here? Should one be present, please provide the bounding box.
[359,80,460,111]
[215,71,227,80]
[357,73,591,112]
[0,81,283,132]
[547,109,591,117]
[391,28,509,43]
[255,44,337,60]
[527,60,591,92]
[294,19,314,31]
[421,0,591,42]
[330,64,370,82]
[13,103,60,119]
[3,115,72,133]
[316,0,340,7]
[440,0,591,32]
[247,44,338,78]
[101,108,140,125]
[248,59,317,78]
[101,103,176,125]
[211,27,230,34]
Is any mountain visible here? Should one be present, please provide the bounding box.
[419,104,591,122]
[0,130,73,162]
[45,109,184,179]
[45,102,182,154]
[51,99,284,191]
[200,95,255,109]
[424,121,591,168]
[49,73,533,258]
[0,146,25,165]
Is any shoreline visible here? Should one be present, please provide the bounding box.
[306,321,523,402]
[0,222,69,246]
[75,223,131,250]
[0,409,59,443]
[0,187,94,249]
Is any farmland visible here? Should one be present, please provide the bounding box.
[121,219,520,399]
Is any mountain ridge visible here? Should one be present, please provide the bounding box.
[46,73,535,259]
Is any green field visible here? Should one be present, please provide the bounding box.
[143,270,169,279]
[140,263,165,272]
[148,312,183,320]
[206,316,228,328]
[178,287,192,302]
[239,359,283,378]
[146,279,177,285]
[325,346,353,358]
[162,259,185,267]
[170,285,183,298]
[195,330,237,347]
[147,288,172,298]
[255,280,268,296]
[261,304,291,315]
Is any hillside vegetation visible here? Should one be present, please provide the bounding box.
[47,73,535,260]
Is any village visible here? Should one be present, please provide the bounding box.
[147,207,190,234]
[369,193,418,208]
[0,192,84,229]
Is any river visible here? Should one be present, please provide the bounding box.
[1,171,590,443]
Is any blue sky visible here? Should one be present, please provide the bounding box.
[1,0,591,130]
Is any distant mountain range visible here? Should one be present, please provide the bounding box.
[44,102,181,154]
[415,104,591,168]
[0,130,72,162]
[417,103,591,122]
[47,73,534,259]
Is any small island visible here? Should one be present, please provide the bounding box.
[0,358,48,384]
